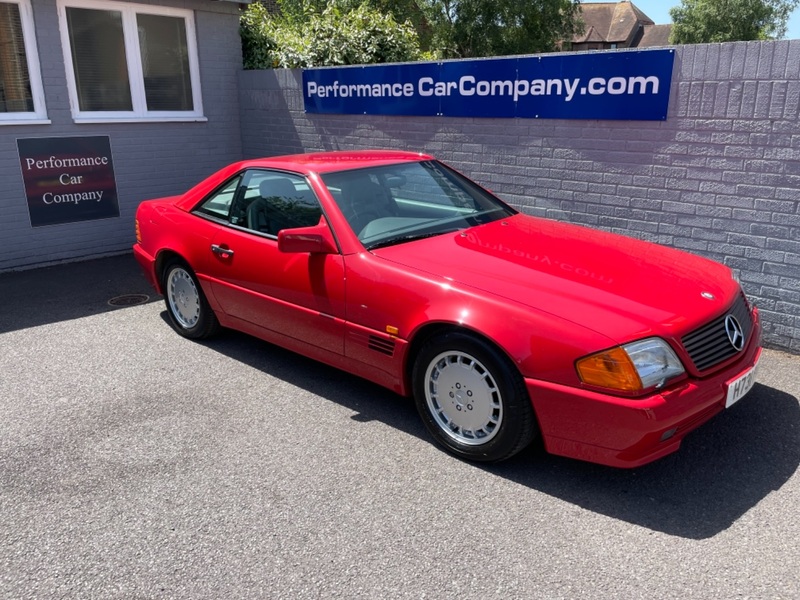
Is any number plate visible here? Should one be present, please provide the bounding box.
[725,354,760,408]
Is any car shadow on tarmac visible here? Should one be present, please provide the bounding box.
[492,382,800,539]
[199,327,799,541]
[0,254,157,334]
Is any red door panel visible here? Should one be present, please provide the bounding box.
[207,227,346,355]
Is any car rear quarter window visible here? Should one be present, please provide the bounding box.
[194,175,241,221]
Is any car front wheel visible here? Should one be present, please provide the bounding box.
[163,259,219,339]
[412,331,537,462]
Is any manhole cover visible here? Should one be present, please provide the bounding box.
[108,293,150,307]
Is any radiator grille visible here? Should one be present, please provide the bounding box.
[681,293,753,372]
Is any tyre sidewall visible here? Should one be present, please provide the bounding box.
[412,331,535,462]
[162,260,218,339]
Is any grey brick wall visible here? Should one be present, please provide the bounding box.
[0,0,243,272]
[238,42,800,353]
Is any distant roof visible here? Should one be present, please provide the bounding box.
[573,1,655,44]
[639,24,673,47]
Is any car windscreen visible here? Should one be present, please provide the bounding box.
[319,160,516,250]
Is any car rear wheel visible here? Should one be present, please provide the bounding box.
[163,259,219,339]
[412,331,537,462]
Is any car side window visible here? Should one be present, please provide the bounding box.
[229,170,322,237]
[195,175,241,221]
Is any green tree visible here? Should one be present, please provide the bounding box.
[275,0,434,51]
[253,0,583,60]
[240,1,421,68]
[276,0,425,25]
[669,0,800,43]
[419,0,583,58]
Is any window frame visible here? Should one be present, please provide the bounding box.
[0,0,48,124]
[56,0,205,123]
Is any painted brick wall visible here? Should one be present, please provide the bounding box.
[238,41,800,352]
[0,0,243,272]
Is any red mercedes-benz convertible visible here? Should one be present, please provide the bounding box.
[133,150,761,467]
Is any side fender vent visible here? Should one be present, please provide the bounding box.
[368,335,395,357]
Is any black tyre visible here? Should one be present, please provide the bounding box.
[162,259,219,339]
[412,331,537,462]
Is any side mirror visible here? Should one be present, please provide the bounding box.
[277,221,337,254]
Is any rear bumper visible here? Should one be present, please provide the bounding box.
[132,243,161,294]
[526,317,762,468]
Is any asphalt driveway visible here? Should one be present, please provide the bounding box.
[1,254,799,598]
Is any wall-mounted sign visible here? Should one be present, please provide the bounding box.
[17,136,120,227]
[303,49,675,121]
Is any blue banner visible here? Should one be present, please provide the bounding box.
[303,50,674,121]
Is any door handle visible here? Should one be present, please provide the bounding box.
[210,244,234,257]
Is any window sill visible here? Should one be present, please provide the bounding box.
[73,116,209,124]
[0,119,52,126]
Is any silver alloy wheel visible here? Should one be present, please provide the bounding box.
[424,350,503,446]
[166,266,201,329]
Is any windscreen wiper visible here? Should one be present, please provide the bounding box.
[365,229,461,251]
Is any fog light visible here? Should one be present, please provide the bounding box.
[660,428,677,442]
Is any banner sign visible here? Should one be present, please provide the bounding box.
[18,136,120,227]
[303,50,674,121]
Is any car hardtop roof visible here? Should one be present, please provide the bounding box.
[238,150,434,174]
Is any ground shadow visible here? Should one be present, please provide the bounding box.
[489,381,799,539]
[0,254,156,334]
[199,328,800,540]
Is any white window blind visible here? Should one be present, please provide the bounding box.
[0,0,47,123]
[66,7,132,111]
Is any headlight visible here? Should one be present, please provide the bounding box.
[576,338,685,394]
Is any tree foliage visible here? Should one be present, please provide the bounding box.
[276,0,426,29]
[420,0,583,58]
[242,0,585,68]
[241,1,421,69]
[669,0,800,43]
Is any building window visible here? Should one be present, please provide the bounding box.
[0,0,48,123]
[57,0,204,122]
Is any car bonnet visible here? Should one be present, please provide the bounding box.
[371,213,740,343]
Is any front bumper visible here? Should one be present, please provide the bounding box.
[526,313,762,468]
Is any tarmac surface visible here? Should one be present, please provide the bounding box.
[1,254,799,599]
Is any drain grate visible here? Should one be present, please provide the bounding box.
[108,293,150,307]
